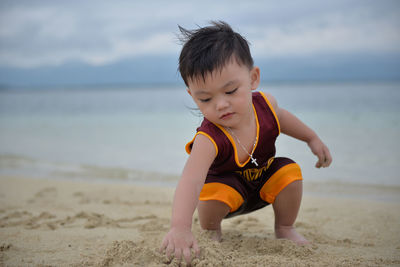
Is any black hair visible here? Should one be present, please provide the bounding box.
[178,21,254,87]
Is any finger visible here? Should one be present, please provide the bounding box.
[317,149,325,168]
[315,151,324,168]
[183,247,192,265]
[319,149,329,168]
[166,243,174,259]
[174,248,182,262]
[323,148,333,167]
[192,240,200,257]
[160,236,168,252]
[315,160,321,168]
[321,155,329,167]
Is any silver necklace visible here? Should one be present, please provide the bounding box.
[226,127,258,166]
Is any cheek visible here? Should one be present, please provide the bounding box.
[197,104,209,117]
[235,94,250,106]
[234,92,253,111]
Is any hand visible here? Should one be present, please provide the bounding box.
[307,137,332,168]
[160,227,200,265]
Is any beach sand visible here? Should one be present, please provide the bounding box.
[1,175,400,266]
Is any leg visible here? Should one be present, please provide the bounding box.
[272,180,309,244]
[197,200,230,241]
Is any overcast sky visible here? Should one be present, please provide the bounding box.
[1,0,399,69]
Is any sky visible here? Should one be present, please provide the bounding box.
[0,0,399,87]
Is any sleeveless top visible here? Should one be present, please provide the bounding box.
[185,91,281,181]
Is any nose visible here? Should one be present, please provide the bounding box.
[216,96,229,111]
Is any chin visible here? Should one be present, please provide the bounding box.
[218,120,237,129]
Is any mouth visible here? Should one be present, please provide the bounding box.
[220,112,234,120]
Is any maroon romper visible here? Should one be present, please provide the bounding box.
[186,91,302,218]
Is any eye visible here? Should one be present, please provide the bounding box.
[199,98,211,103]
[226,88,238,95]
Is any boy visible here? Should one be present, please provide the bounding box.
[160,21,332,264]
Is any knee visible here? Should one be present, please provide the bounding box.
[259,163,302,204]
[197,200,230,230]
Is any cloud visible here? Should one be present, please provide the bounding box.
[248,6,400,57]
[0,1,181,67]
[0,0,399,68]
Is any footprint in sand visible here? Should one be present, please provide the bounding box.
[28,187,57,203]
[0,210,56,229]
[0,209,167,232]
[0,243,12,251]
[34,187,57,198]
[72,192,91,204]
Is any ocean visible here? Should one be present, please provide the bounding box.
[0,82,399,187]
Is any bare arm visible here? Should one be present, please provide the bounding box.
[266,93,332,168]
[160,134,216,264]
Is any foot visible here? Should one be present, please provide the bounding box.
[275,226,310,245]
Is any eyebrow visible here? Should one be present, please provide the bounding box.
[221,80,237,89]
[194,80,238,96]
[194,91,211,96]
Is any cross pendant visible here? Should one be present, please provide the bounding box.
[251,156,258,167]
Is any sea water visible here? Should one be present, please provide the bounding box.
[0,82,399,186]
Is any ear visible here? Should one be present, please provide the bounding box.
[187,88,192,96]
[250,66,260,90]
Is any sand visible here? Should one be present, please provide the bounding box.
[0,175,400,266]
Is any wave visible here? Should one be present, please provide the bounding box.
[0,154,179,186]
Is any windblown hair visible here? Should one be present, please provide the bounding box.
[178,21,254,86]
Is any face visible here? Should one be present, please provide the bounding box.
[187,58,260,129]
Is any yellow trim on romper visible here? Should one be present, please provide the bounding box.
[259,91,281,134]
[185,131,218,157]
[214,104,260,168]
[259,163,302,204]
[199,182,244,212]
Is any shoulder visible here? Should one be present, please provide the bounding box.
[257,91,280,118]
[185,119,220,156]
[257,91,278,109]
[182,132,217,182]
[192,133,217,155]
[186,133,217,168]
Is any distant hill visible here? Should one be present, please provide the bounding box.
[0,53,399,88]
